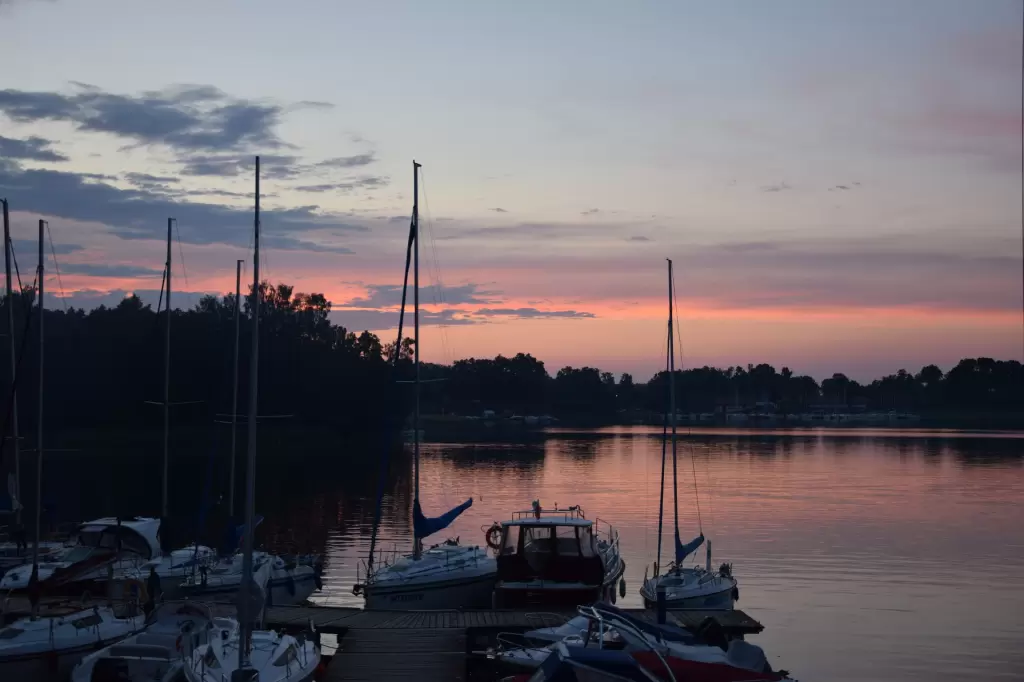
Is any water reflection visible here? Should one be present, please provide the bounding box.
[30,427,1024,682]
[317,427,1024,682]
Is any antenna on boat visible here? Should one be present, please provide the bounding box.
[31,219,44,619]
[237,155,261,677]
[412,159,422,560]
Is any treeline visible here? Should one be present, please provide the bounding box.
[422,355,1024,418]
[2,282,1021,450]
[0,283,409,444]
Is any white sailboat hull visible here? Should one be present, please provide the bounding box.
[364,571,495,609]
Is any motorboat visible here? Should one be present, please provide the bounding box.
[489,603,795,682]
[71,601,224,682]
[491,502,625,609]
[179,550,321,606]
[0,603,145,681]
[0,517,215,596]
[183,618,321,682]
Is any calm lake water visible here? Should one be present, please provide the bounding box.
[308,427,1024,682]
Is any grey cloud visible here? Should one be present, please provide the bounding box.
[341,282,502,309]
[0,161,367,252]
[330,305,596,330]
[11,239,83,255]
[0,85,287,153]
[59,263,163,277]
[179,154,300,179]
[124,172,179,185]
[55,288,218,311]
[316,153,375,168]
[474,308,595,319]
[293,177,388,193]
[0,135,68,162]
[438,221,627,241]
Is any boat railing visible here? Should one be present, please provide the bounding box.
[593,518,620,559]
[511,505,587,522]
[357,539,484,587]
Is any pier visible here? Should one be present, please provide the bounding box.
[260,605,764,682]
[1,600,764,681]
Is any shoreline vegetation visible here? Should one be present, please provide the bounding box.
[1,284,1022,458]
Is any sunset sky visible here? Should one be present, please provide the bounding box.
[1,0,1021,381]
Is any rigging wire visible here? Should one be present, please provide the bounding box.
[417,168,454,366]
[671,266,717,536]
[670,267,701,534]
[45,225,68,312]
[174,222,193,309]
[8,240,25,294]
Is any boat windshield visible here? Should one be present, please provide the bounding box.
[78,527,152,559]
[504,524,598,559]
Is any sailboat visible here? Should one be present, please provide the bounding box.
[0,219,217,597]
[0,199,66,574]
[0,220,144,681]
[184,156,320,682]
[354,161,496,610]
[639,260,738,611]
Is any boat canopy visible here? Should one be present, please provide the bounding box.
[77,517,162,560]
[675,532,705,564]
[413,498,472,540]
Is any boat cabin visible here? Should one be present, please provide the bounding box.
[496,507,605,586]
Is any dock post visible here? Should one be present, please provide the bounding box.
[656,585,667,624]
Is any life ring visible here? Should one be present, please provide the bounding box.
[485,523,503,551]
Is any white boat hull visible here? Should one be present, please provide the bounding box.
[364,572,495,609]
[180,566,318,606]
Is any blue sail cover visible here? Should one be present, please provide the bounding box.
[413,498,472,540]
[675,532,705,564]
[220,514,265,555]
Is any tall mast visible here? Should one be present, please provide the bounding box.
[229,258,243,516]
[238,156,261,673]
[668,259,680,552]
[162,218,173,520]
[655,260,671,576]
[31,219,43,618]
[2,200,19,524]
[412,160,421,559]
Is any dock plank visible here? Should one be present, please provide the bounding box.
[327,628,467,682]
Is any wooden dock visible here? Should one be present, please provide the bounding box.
[254,605,765,682]
[1,600,764,681]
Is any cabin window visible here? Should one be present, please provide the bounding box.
[500,526,520,555]
[0,627,24,639]
[554,526,581,557]
[577,527,598,558]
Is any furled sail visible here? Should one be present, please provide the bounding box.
[413,498,472,540]
[0,473,18,513]
[675,531,704,564]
